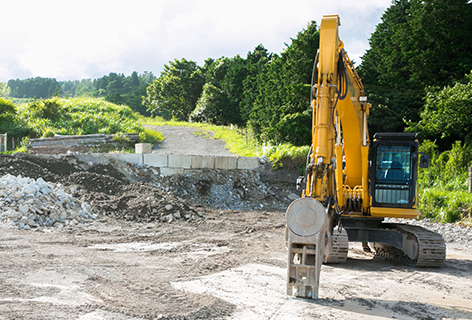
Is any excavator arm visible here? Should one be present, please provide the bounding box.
[307,14,370,210]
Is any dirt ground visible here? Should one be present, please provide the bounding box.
[0,212,471,320]
[0,126,471,319]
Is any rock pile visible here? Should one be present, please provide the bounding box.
[156,168,295,211]
[0,174,97,229]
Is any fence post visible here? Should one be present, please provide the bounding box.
[469,167,472,193]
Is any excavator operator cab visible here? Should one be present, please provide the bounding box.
[370,132,423,209]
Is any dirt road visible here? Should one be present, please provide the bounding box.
[144,125,236,157]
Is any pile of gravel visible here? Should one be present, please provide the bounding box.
[0,174,97,229]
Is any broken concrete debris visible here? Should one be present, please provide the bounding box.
[0,174,97,229]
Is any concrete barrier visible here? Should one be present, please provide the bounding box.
[237,157,259,170]
[168,155,192,169]
[215,156,238,170]
[160,167,185,176]
[191,156,215,169]
[101,153,259,176]
[143,154,168,167]
[116,153,143,165]
[135,143,152,154]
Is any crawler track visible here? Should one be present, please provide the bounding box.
[324,228,349,264]
[373,224,446,267]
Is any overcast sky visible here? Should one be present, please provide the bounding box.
[0,0,392,82]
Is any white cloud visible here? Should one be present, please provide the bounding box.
[0,0,391,81]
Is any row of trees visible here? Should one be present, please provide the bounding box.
[144,0,472,148]
[5,72,157,116]
[359,0,472,150]
[7,78,60,99]
[144,21,319,146]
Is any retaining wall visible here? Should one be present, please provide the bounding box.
[95,153,260,176]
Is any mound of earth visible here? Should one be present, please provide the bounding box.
[0,152,296,227]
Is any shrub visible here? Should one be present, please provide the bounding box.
[419,188,472,223]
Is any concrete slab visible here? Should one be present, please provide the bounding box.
[191,156,215,169]
[135,143,152,154]
[143,154,168,167]
[237,157,259,170]
[215,156,237,170]
[160,167,184,176]
[168,155,192,169]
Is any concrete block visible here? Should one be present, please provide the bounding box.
[168,154,192,169]
[191,156,215,169]
[237,157,259,170]
[117,153,143,164]
[214,156,237,170]
[143,153,168,167]
[160,167,184,176]
[135,143,152,154]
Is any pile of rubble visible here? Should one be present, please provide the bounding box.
[0,174,97,229]
[157,168,295,211]
[0,152,296,229]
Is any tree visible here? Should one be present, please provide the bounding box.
[0,98,28,138]
[249,21,319,145]
[144,58,205,120]
[7,77,60,98]
[0,82,10,97]
[190,56,247,126]
[190,83,229,124]
[240,45,270,124]
[359,0,472,135]
[407,72,472,150]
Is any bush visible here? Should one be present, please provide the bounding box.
[262,143,310,173]
[418,139,472,223]
[419,188,472,223]
[143,128,165,144]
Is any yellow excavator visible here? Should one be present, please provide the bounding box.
[285,15,446,299]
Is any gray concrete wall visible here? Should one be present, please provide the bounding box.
[94,153,260,176]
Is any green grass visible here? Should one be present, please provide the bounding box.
[143,127,165,144]
[262,143,310,172]
[419,187,472,224]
